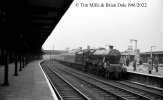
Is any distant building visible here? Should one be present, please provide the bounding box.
[43,50,68,55]
[128,45,133,51]
[79,47,82,51]
[140,51,163,64]
[87,45,90,50]
[121,50,163,64]
[121,51,135,62]
[65,47,70,51]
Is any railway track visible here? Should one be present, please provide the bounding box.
[52,61,163,100]
[41,63,91,100]
[48,64,123,100]
[115,80,163,100]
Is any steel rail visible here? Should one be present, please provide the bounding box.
[116,80,163,99]
[47,65,91,100]
[41,65,63,100]
[52,62,154,100]
[50,63,124,100]
[52,63,142,99]
[55,61,163,99]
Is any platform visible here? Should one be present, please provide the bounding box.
[0,60,58,100]
[126,63,163,77]
[125,63,163,88]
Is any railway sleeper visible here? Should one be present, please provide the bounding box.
[62,95,82,97]
[59,91,75,94]
[126,97,142,99]
[62,97,83,100]
[61,93,79,95]
[116,94,133,97]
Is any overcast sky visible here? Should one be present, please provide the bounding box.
[42,0,163,52]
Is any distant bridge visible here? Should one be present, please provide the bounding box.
[43,50,68,55]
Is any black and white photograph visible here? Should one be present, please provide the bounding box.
[0,0,163,100]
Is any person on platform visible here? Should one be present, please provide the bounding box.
[154,56,159,72]
[133,57,137,71]
[148,57,153,74]
[123,57,126,66]
[126,57,130,67]
[139,57,143,71]
[120,57,125,67]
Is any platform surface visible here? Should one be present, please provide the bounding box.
[0,60,58,100]
[126,63,163,78]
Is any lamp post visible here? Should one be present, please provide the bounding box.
[150,46,156,70]
[130,39,138,64]
[151,46,156,58]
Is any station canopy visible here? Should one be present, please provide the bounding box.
[0,0,73,54]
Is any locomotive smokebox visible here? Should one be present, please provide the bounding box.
[109,45,114,50]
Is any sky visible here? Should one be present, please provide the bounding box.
[42,0,163,52]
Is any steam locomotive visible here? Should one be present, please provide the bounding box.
[74,47,127,79]
[53,46,127,79]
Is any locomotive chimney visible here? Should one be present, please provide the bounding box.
[109,45,114,50]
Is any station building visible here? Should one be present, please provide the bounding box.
[121,51,163,64]
[140,51,163,64]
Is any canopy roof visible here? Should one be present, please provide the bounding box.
[0,0,73,54]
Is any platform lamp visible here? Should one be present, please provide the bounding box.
[151,46,156,58]
[151,46,156,69]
